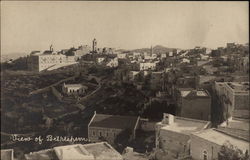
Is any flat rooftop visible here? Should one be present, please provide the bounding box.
[123,152,149,160]
[159,116,209,135]
[25,142,123,160]
[89,113,139,130]
[192,129,249,152]
[83,142,123,160]
[179,88,209,97]
[219,117,249,141]
[25,149,58,160]
[220,117,249,130]
[226,82,249,92]
[1,149,13,160]
[64,83,87,89]
[54,144,94,160]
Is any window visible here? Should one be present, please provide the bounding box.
[203,150,208,160]
[93,131,95,136]
[106,132,108,137]
[99,132,102,137]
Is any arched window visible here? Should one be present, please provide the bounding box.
[203,150,208,160]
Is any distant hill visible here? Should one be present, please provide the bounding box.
[118,45,177,54]
[1,52,28,62]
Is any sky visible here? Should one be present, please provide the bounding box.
[1,1,249,55]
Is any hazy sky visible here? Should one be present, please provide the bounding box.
[1,1,249,55]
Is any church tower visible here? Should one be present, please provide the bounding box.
[92,38,97,52]
[151,45,153,55]
[50,44,54,52]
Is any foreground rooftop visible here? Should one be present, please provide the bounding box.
[1,149,14,160]
[192,128,249,152]
[226,82,249,93]
[157,114,210,135]
[25,142,123,160]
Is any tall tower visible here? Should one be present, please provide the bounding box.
[151,45,153,55]
[92,38,97,52]
[50,44,53,52]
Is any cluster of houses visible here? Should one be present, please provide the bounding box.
[2,42,249,160]
[27,39,118,72]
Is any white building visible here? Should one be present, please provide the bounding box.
[144,55,154,60]
[181,58,190,63]
[169,52,173,57]
[139,62,156,71]
[161,53,167,59]
[117,53,127,59]
[28,49,77,72]
[97,57,105,64]
[106,57,118,68]
[133,52,141,58]
[62,83,88,96]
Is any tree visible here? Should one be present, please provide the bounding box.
[218,141,250,160]
[114,129,132,152]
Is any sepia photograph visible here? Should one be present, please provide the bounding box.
[0,1,249,160]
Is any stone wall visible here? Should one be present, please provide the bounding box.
[234,94,249,110]
[159,129,190,157]
[88,127,122,144]
[190,134,221,160]
[181,97,211,121]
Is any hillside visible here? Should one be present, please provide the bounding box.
[1,52,28,62]
[118,45,177,54]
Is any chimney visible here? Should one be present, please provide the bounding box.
[162,113,174,125]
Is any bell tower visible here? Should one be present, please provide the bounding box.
[50,44,53,52]
[92,38,97,52]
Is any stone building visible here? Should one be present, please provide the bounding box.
[155,113,210,159]
[27,47,76,72]
[62,83,88,96]
[139,62,157,71]
[106,57,118,68]
[96,57,105,64]
[117,53,127,59]
[72,45,91,60]
[176,88,211,121]
[88,112,140,145]
[214,82,249,119]
[190,128,249,160]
